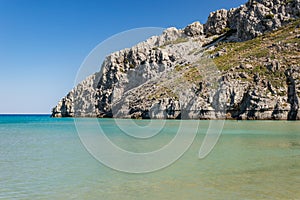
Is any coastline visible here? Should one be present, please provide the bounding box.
[51,1,300,121]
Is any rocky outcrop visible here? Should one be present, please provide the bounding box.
[285,67,300,120]
[204,0,300,40]
[52,72,101,117]
[204,9,229,36]
[184,22,204,36]
[52,0,300,120]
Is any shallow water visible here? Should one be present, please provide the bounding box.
[0,115,299,199]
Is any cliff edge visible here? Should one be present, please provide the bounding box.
[52,0,300,120]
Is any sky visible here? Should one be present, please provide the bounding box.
[0,0,247,114]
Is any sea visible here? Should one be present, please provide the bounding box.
[0,115,299,200]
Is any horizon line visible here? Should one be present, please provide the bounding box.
[0,113,51,115]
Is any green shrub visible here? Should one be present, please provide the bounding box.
[221,27,231,34]
[265,14,274,19]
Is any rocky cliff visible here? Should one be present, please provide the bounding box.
[52,0,300,120]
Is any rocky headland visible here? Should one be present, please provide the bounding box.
[52,0,300,120]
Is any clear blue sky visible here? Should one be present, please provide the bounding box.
[0,0,247,114]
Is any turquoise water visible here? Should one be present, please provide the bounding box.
[0,115,299,199]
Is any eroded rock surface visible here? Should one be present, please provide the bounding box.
[52,0,300,120]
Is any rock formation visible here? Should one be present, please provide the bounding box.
[52,0,300,120]
[205,0,300,40]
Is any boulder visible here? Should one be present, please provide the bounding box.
[184,21,204,36]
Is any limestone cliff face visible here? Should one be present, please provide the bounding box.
[204,0,300,40]
[52,0,300,120]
